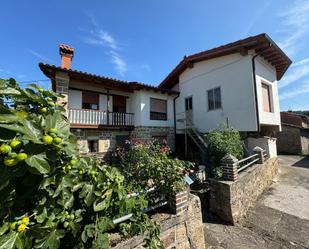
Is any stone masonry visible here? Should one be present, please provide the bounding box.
[210,157,278,224]
[110,194,205,249]
[130,126,175,151]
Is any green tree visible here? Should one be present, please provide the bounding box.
[0,78,164,249]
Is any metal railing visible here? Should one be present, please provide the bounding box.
[112,187,167,225]
[237,153,259,173]
[68,109,134,126]
[237,149,267,173]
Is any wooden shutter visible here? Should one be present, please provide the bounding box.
[150,98,167,113]
[82,91,99,104]
[262,83,271,112]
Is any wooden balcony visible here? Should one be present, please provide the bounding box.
[68,109,134,129]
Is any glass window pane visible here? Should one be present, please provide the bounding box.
[208,90,214,110]
[189,97,192,110]
[185,98,188,110]
[214,87,221,109]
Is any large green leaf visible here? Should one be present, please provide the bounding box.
[93,189,113,212]
[0,87,20,96]
[0,231,18,249]
[26,153,50,174]
[34,229,65,249]
[21,119,42,142]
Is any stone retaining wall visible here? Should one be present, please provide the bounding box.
[130,126,175,151]
[110,194,205,249]
[209,157,278,224]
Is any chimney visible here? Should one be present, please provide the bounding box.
[59,44,74,69]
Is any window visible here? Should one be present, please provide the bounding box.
[262,83,272,112]
[82,91,99,110]
[150,98,167,120]
[207,87,221,111]
[88,140,98,153]
[185,97,193,111]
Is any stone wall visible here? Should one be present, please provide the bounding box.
[209,157,278,224]
[300,129,309,155]
[110,194,205,249]
[130,126,175,151]
[71,129,130,154]
[276,125,302,155]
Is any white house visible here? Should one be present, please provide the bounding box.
[40,45,177,154]
[39,34,291,157]
[159,33,291,156]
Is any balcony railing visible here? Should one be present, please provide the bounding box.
[68,109,134,127]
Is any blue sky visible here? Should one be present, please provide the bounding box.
[0,0,308,111]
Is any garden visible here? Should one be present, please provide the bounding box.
[0,78,192,249]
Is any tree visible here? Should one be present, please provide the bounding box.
[0,78,165,249]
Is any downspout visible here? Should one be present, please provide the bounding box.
[173,93,180,154]
[251,44,272,133]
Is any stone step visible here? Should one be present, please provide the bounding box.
[242,203,309,248]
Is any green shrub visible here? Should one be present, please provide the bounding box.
[113,140,193,194]
[0,79,166,249]
[207,125,244,178]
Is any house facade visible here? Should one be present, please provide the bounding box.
[39,34,291,157]
[40,45,178,155]
[159,34,291,157]
[275,112,309,155]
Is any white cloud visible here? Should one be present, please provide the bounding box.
[280,82,309,100]
[82,13,128,75]
[85,30,118,50]
[27,49,52,62]
[277,0,309,55]
[279,58,309,88]
[109,51,127,75]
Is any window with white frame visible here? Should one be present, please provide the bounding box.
[207,87,222,111]
[262,83,272,112]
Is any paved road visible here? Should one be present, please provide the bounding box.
[204,155,309,249]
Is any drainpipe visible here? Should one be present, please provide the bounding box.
[251,44,272,134]
[173,93,180,154]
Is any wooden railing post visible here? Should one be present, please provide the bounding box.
[253,146,265,164]
[221,154,238,181]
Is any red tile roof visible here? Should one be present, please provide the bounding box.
[159,33,292,89]
[39,63,178,95]
[281,112,309,129]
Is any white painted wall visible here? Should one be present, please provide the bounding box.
[174,52,281,134]
[68,90,82,109]
[255,57,281,128]
[67,87,174,127]
[247,136,277,158]
[138,90,174,127]
[175,53,257,133]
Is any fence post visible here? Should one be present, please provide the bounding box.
[253,146,264,164]
[221,154,238,181]
[168,188,188,215]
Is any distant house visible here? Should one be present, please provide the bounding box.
[39,33,291,158]
[275,112,309,155]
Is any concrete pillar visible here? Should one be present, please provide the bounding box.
[253,146,265,164]
[221,154,238,181]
